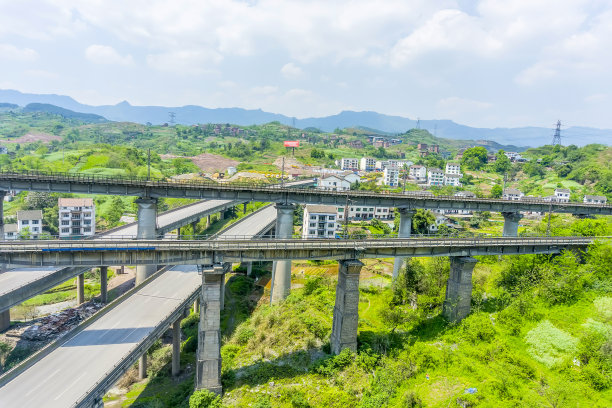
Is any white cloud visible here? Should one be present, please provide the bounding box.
[85,45,133,66]
[0,44,38,61]
[146,50,222,74]
[280,62,303,79]
[250,86,278,96]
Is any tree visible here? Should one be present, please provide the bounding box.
[490,184,503,198]
[411,209,435,235]
[189,389,222,408]
[378,305,415,333]
[493,150,511,174]
[461,147,488,170]
[393,258,424,307]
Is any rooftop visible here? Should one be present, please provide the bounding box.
[17,210,43,220]
[584,195,606,200]
[305,204,338,214]
[4,223,17,233]
[503,188,522,195]
[555,188,571,193]
[428,168,443,173]
[58,198,94,207]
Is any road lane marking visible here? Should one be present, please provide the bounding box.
[25,368,61,397]
[54,371,87,400]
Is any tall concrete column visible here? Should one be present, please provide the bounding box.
[206,215,211,229]
[243,202,247,213]
[191,220,198,237]
[392,208,414,280]
[195,264,224,394]
[100,266,108,303]
[172,317,182,376]
[76,273,85,304]
[135,197,157,285]
[0,192,8,331]
[0,310,10,332]
[502,212,523,237]
[246,262,253,277]
[135,197,157,380]
[193,297,200,314]
[177,227,181,239]
[331,260,363,354]
[0,190,5,239]
[443,257,478,322]
[270,203,295,303]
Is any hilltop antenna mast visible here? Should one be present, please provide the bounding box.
[169,112,176,126]
[416,117,421,130]
[552,120,562,145]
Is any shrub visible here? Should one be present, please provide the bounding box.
[524,320,577,367]
[312,348,355,376]
[460,313,497,344]
[189,390,222,408]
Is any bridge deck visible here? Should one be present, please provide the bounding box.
[0,204,279,406]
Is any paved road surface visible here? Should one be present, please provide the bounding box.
[0,265,201,408]
[216,205,276,238]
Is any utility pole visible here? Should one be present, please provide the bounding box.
[280,156,285,188]
[402,163,408,193]
[552,120,562,145]
[416,117,421,130]
[147,148,151,180]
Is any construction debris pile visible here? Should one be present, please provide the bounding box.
[20,302,103,342]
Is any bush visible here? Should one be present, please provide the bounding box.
[460,313,497,344]
[312,348,355,376]
[189,390,222,408]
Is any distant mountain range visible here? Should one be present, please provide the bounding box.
[1,89,610,147]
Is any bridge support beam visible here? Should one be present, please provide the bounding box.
[76,273,85,305]
[195,264,224,394]
[502,212,523,237]
[443,257,478,322]
[192,220,198,237]
[206,214,211,229]
[331,259,363,355]
[243,202,247,213]
[270,203,295,303]
[392,208,414,280]
[172,317,182,376]
[99,266,108,303]
[135,198,158,285]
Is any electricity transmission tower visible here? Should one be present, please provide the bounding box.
[552,120,562,145]
[169,112,176,126]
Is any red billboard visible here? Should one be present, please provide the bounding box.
[284,141,300,147]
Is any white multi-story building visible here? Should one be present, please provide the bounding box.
[302,205,338,238]
[336,205,393,221]
[17,210,43,239]
[445,162,461,176]
[383,166,399,186]
[444,173,462,187]
[504,152,522,161]
[427,168,444,186]
[3,224,18,240]
[409,165,427,182]
[360,157,376,172]
[59,198,96,238]
[376,160,389,171]
[340,158,359,171]
[553,188,570,202]
[503,188,524,201]
[583,195,607,204]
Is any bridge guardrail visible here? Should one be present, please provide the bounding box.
[0,170,608,209]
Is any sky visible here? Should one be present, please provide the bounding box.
[1,0,612,129]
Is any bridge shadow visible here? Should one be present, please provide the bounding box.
[61,327,154,347]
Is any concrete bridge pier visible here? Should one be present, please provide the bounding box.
[0,310,10,332]
[502,212,523,237]
[172,317,182,376]
[443,257,478,322]
[206,214,211,229]
[195,264,225,395]
[191,220,198,237]
[331,260,363,354]
[100,266,108,303]
[0,192,10,332]
[270,203,295,303]
[76,273,85,304]
[135,197,157,380]
[392,208,415,280]
[243,202,247,213]
[135,198,158,285]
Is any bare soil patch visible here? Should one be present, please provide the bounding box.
[0,133,61,144]
[160,153,239,173]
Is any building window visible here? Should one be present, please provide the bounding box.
[309,223,316,227]
[32,220,39,225]
[61,220,69,226]
[22,220,29,225]
[84,213,91,218]
[84,219,91,225]
[61,228,69,233]
[309,230,315,235]
[329,216,335,220]
[72,228,80,234]
[84,227,91,233]
[62,213,69,218]
[310,215,317,220]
